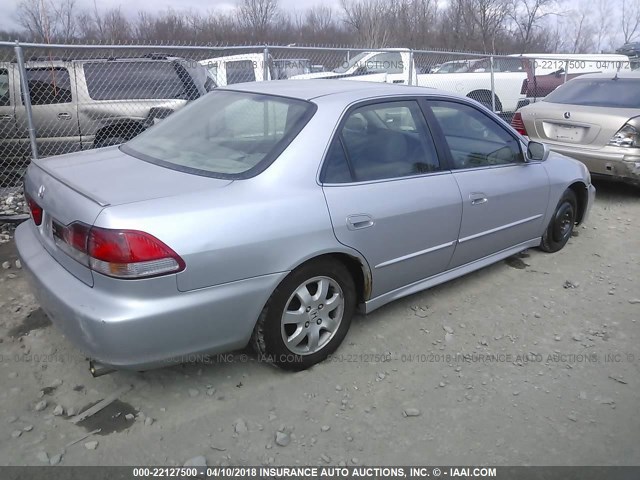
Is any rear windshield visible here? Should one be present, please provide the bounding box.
[544,77,640,108]
[122,90,315,178]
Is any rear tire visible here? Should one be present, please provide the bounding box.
[540,189,577,253]
[251,258,356,371]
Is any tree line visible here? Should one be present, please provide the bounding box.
[2,0,639,54]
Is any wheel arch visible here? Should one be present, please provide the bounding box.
[94,120,145,147]
[284,250,372,305]
[568,181,589,225]
[466,89,502,111]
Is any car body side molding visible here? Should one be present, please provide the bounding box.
[363,237,541,314]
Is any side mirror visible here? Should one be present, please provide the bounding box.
[526,141,549,162]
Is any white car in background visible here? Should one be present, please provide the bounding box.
[200,53,274,86]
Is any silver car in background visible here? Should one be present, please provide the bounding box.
[16,80,595,372]
[512,72,640,187]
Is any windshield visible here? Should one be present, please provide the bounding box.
[333,52,371,74]
[122,90,315,178]
[543,77,640,108]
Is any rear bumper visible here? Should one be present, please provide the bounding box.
[15,221,287,370]
[547,145,640,186]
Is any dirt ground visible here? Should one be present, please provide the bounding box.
[0,180,638,467]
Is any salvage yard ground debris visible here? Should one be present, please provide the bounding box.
[0,180,638,466]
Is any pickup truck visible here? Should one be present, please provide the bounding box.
[290,49,525,112]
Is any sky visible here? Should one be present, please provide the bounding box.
[0,0,342,31]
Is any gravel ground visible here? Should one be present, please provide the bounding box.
[0,180,638,467]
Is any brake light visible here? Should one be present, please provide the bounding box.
[53,222,185,279]
[25,192,43,226]
[511,112,528,136]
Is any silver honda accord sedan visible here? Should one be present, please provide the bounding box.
[16,80,595,372]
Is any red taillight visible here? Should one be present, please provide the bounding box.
[53,222,185,279]
[25,192,43,226]
[511,112,528,136]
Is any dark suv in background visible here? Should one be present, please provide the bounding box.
[0,55,214,185]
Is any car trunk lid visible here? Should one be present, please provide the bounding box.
[24,146,232,286]
[524,103,637,149]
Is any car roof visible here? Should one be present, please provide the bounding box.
[573,71,640,80]
[221,79,437,101]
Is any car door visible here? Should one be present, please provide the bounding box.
[0,64,25,179]
[321,99,463,298]
[15,65,81,157]
[424,98,549,269]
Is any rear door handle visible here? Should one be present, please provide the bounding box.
[347,214,374,230]
[469,193,488,205]
[57,112,71,120]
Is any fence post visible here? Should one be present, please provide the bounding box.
[407,49,414,86]
[263,46,270,81]
[14,41,38,160]
[564,59,569,84]
[490,56,496,112]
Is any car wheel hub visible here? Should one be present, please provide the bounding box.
[552,203,574,242]
[281,276,344,355]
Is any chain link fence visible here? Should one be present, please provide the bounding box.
[0,40,634,217]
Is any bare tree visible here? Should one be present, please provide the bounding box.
[341,0,391,47]
[237,0,280,39]
[439,0,477,51]
[305,5,335,34]
[567,5,595,53]
[389,0,439,48]
[510,0,561,52]
[622,0,640,43]
[469,0,510,52]
[592,0,612,52]
[16,0,59,42]
[52,0,76,42]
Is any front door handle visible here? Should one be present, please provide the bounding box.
[469,193,488,205]
[57,112,71,120]
[0,114,13,120]
[347,214,374,230]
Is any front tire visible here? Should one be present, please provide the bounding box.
[540,189,577,253]
[251,258,356,371]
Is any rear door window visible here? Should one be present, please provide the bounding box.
[323,100,441,183]
[84,62,191,100]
